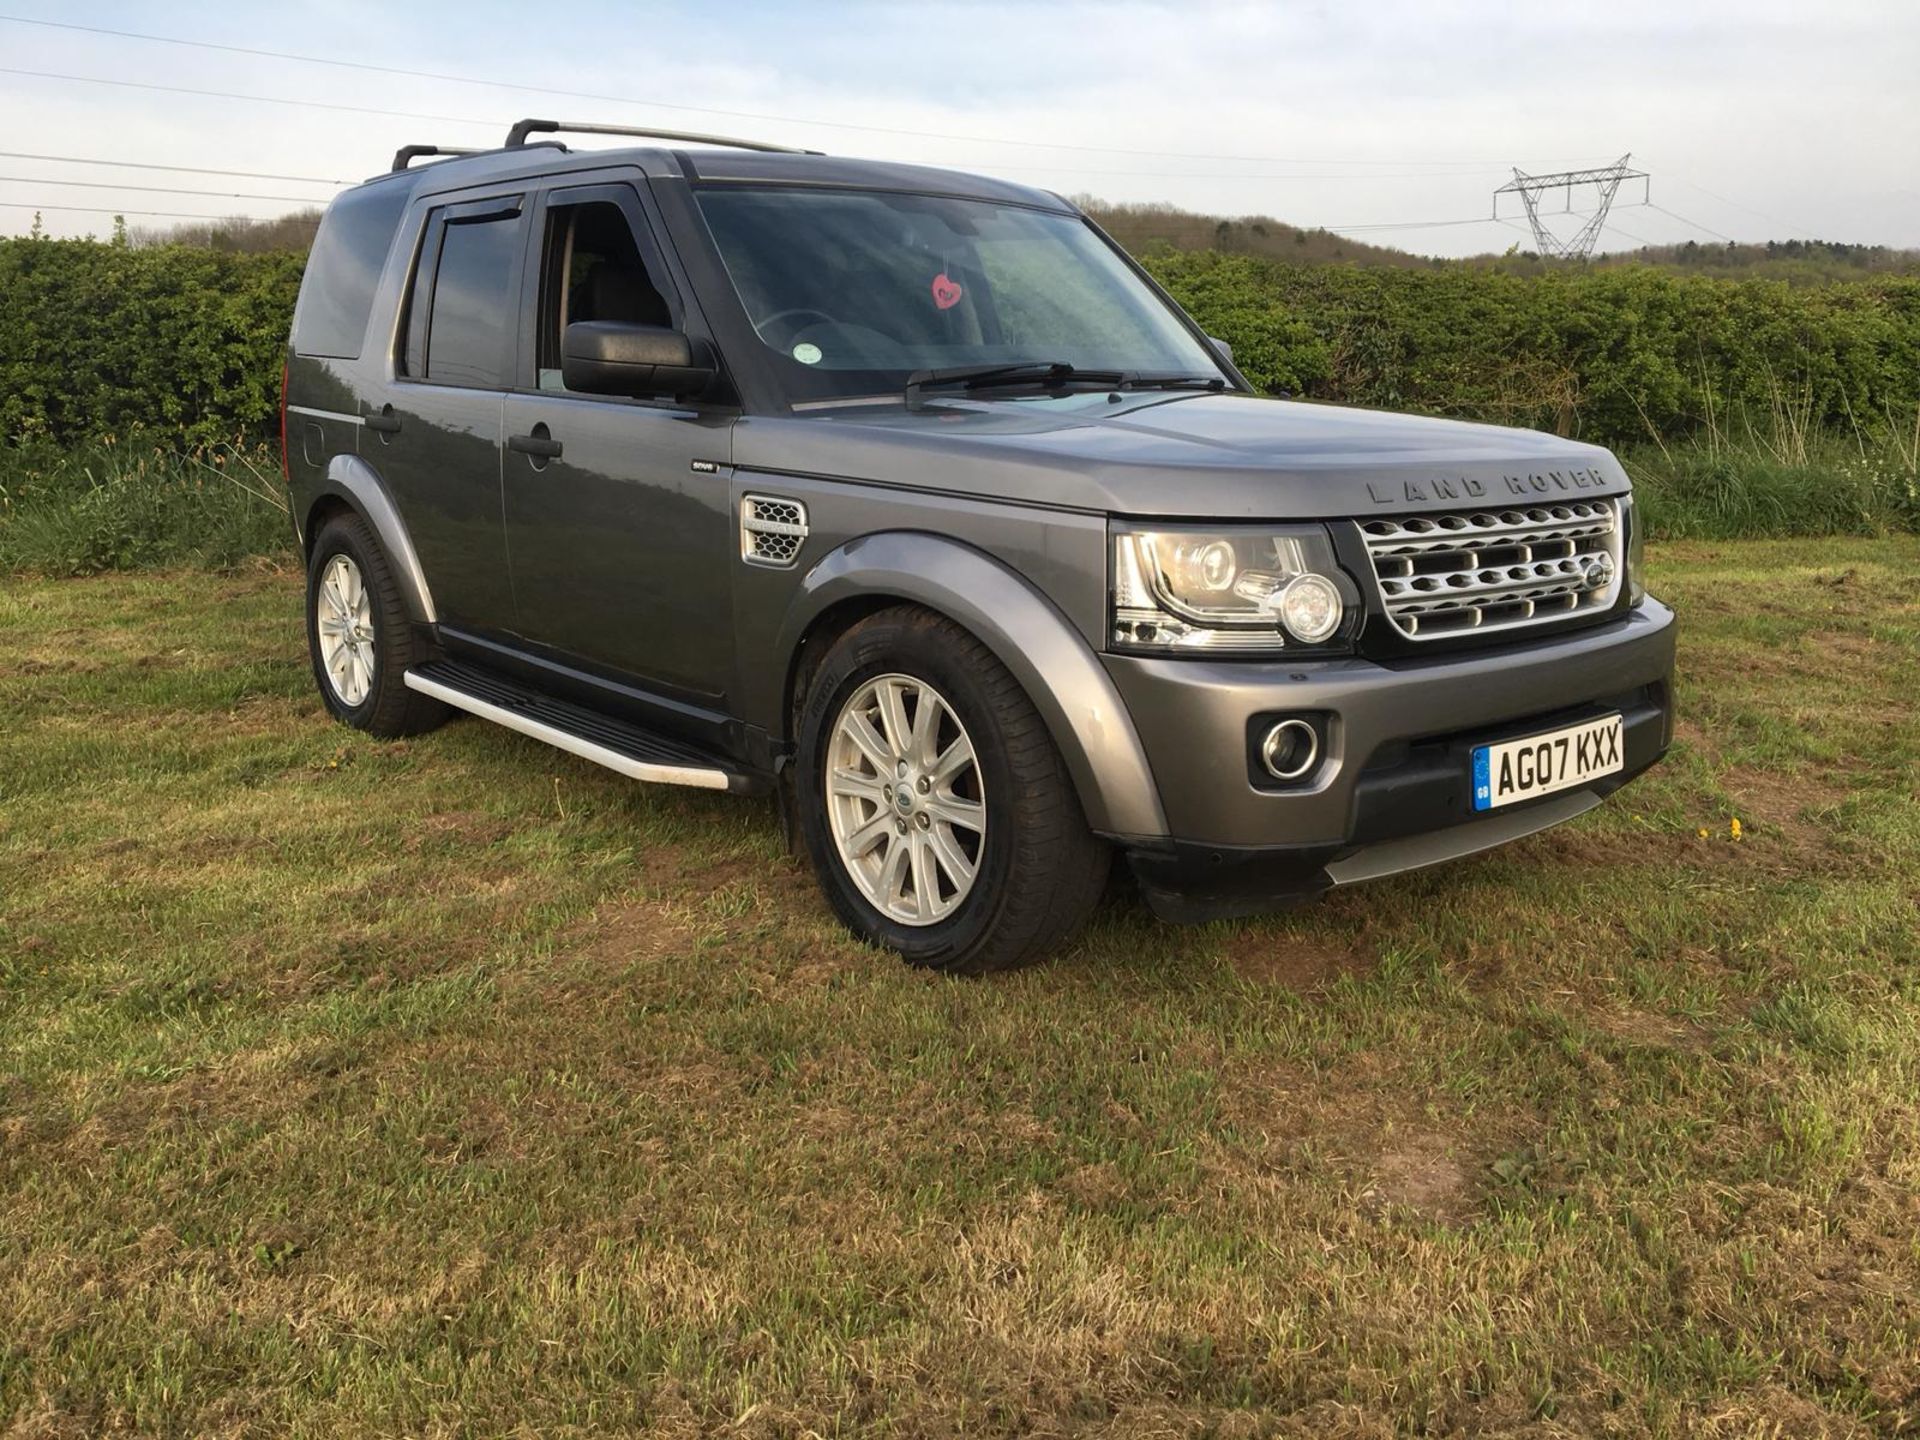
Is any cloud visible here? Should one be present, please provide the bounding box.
[2,0,1915,251]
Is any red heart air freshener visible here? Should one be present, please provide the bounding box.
[931,273,963,310]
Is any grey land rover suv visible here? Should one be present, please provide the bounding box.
[282,119,1676,973]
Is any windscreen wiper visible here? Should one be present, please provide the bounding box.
[905,361,1127,408]
[1117,373,1229,392]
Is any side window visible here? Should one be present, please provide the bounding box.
[535,198,674,392]
[292,182,409,360]
[400,201,524,388]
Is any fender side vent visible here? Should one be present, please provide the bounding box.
[741,495,808,568]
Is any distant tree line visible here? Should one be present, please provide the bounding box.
[1081,199,1920,285]
[127,209,325,254]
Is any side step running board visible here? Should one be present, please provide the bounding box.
[405,660,750,793]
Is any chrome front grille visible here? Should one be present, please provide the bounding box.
[1360,499,1622,640]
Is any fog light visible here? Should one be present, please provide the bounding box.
[1276,573,1343,644]
[1260,718,1320,781]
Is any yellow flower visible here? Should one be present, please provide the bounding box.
[1697,827,1709,839]
[1730,817,1743,841]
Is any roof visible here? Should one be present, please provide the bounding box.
[360,139,1072,213]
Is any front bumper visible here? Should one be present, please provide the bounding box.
[1106,599,1677,920]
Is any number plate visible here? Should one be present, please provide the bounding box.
[1472,714,1623,812]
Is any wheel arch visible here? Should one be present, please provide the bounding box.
[776,533,1167,841]
[301,455,437,625]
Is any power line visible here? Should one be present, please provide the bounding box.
[0,13,1613,172]
[1602,222,1659,247]
[1325,216,1515,233]
[1324,201,1649,236]
[0,142,1498,193]
[0,200,297,221]
[1664,174,1811,238]
[0,149,348,185]
[0,66,501,132]
[0,70,1612,188]
[1646,202,1735,244]
[988,161,1513,182]
[0,174,324,203]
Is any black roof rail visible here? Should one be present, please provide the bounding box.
[391,144,484,172]
[504,118,821,155]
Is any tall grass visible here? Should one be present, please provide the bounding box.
[1,408,1914,582]
[1623,399,1920,540]
[0,436,290,576]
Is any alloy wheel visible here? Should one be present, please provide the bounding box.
[824,673,986,926]
[316,553,376,708]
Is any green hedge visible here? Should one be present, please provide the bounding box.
[1142,250,1920,446]
[0,238,302,448]
[4,235,1919,455]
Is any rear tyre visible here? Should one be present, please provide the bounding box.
[305,512,448,738]
[796,606,1110,974]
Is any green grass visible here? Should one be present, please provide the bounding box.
[2,540,1917,1436]
[0,437,290,576]
[1626,430,1920,540]
[2,426,1915,590]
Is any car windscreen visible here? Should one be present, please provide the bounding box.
[692,185,1225,400]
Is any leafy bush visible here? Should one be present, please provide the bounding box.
[2,235,1917,557]
[0,437,290,575]
[1142,250,1920,450]
[0,237,301,447]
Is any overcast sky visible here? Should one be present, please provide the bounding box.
[2,0,1916,255]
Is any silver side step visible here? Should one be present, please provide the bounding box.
[404,668,733,791]
[1325,789,1601,887]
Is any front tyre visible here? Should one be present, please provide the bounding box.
[796,607,1109,974]
[305,512,448,737]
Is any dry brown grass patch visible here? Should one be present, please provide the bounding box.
[1368,1133,1475,1224]
[1220,928,1375,992]
[1719,764,1854,852]
[1585,1006,1710,1051]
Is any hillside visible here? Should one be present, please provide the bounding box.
[1077,198,1436,269]
[1081,199,1920,282]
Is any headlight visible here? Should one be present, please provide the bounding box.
[1622,491,1647,606]
[1112,524,1360,653]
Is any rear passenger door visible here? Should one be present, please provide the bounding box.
[371,193,526,630]
[500,181,736,708]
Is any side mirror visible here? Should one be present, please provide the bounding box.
[562,321,716,399]
[1206,334,1235,366]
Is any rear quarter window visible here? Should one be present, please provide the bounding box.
[291,183,411,360]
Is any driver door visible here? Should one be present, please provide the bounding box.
[501,180,736,705]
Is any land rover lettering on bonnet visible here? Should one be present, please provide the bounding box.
[283,119,1677,973]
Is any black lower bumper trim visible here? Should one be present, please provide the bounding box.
[1127,842,1341,924]
[1347,683,1670,844]
[1127,684,1672,923]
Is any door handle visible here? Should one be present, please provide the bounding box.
[363,406,402,435]
[508,427,563,460]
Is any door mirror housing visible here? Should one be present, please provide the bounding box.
[1206,334,1235,366]
[562,321,716,399]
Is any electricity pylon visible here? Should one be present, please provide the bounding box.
[1494,154,1649,260]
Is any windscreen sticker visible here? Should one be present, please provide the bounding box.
[792,341,823,365]
[930,272,964,311]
